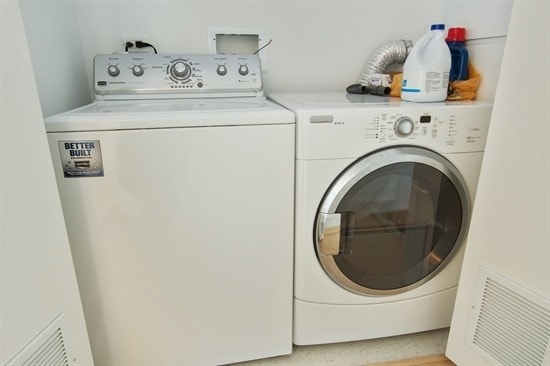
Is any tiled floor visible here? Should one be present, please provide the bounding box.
[231,328,450,366]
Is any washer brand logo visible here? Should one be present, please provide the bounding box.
[58,140,104,178]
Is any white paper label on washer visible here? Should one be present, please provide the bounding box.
[58,140,104,178]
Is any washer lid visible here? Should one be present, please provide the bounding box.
[45,97,294,132]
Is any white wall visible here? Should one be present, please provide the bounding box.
[444,0,513,102]
[19,1,512,116]
[19,0,90,118]
[20,1,514,117]
[446,0,549,363]
[73,1,445,93]
[444,0,513,39]
[0,2,93,364]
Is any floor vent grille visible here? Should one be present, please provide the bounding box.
[469,267,550,366]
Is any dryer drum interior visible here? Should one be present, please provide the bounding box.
[315,146,471,296]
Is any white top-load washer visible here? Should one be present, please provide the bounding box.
[45,54,295,365]
[269,92,492,345]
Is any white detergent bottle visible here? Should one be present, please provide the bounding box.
[401,24,451,102]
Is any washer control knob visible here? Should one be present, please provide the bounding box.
[216,65,227,76]
[170,61,191,80]
[107,65,120,77]
[132,65,144,77]
[394,116,415,137]
[238,64,249,76]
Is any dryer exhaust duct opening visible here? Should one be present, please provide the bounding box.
[208,28,269,72]
[215,34,259,54]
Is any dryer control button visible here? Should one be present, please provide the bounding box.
[394,117,414,137]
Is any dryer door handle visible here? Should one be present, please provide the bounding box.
[317,212,341,256]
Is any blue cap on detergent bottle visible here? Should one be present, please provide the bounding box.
[431,24,445,31]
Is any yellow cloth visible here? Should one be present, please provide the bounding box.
[389,63,482,101]
[447,63,481,101]
[390,73,403,97]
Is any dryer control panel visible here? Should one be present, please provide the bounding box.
[363,108,487,149]
[94,53,262,99]
[296,103,493,160]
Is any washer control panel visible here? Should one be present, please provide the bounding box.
[94,53,262,98]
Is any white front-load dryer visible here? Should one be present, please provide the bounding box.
[269,93,492,345]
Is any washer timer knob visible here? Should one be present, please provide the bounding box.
[107,65,120,77]
[132,65,144,77]
[238,64,249,76]
[217,65,227,76]
[170,61,191,80]
[394,116,415,137]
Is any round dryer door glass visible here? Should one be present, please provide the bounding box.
[315,147,471,296]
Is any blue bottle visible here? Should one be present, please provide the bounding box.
[446,27,469,81]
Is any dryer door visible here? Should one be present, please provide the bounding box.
[315,146,471,296]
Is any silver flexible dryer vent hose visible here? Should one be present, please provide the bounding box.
[358,39,413,86]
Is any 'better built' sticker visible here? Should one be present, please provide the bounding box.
[58,140,104,178]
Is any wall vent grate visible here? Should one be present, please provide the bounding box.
[21,327,69,366]
[6,313,70,366]
[470,267,550,366]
